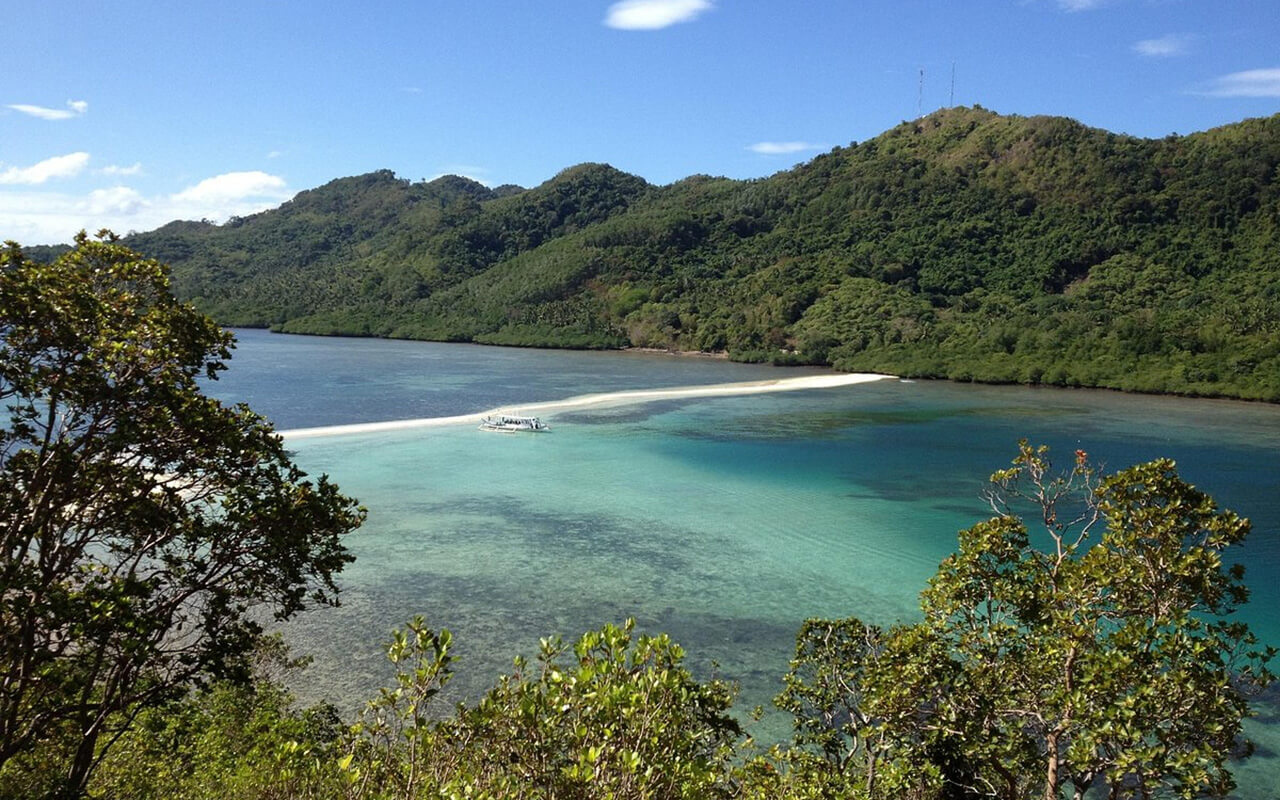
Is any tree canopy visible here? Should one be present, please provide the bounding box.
[775,443,1275,799]
[0,233,364,796]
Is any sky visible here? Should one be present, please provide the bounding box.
[3,0,1278,245]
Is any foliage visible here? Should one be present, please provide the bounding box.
[40,618,741,800]
[106,108,1280,401]
[89,637,345,800]
[777,443,1275,799]
[0,234,364,797]
[773,617,953,799]
[340,617,742,800]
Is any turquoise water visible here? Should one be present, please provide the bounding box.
[215,329,1280,793]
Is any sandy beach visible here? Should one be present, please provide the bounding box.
[279,372,894,440]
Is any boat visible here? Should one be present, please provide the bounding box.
[478,415,550,433]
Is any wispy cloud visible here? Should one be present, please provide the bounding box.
[1196,67,1280,98]
[1133,34,1192,58]
[604,0,713,30]
[748,141,824,156]
[171,171,289,206]
[99,162,144,177]
[7,100,89,120]
[0,170,291,245]
[1056,0,1106,10]
[85,186,148,216]
[0,152,91,185]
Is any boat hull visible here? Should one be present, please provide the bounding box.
[478,415,550,433]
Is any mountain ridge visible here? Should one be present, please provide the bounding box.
[105,107,1280,400]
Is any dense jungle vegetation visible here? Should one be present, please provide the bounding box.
[123,107,1280,401]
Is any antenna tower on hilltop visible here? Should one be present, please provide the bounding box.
[917,68,925,117]
[950,61,956,107]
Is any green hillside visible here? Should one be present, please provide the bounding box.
[131,107,1280,400]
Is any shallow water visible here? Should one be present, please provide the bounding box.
[215,329,1280,794]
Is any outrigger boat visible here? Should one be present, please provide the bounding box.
[478,415,550,433]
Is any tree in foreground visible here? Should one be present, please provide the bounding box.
[778,442,1275,799]
[0,233,364,797]
[88,617,742,800]
[339,617,742,799]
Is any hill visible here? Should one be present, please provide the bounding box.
[128,107,1280,401]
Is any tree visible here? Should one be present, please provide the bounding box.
[89,637,346,800]
[780,442,1274,799]
[0,233,364,796]
[775,617,958,800]
[340,618,743,799]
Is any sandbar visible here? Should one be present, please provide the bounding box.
[279,372,894,440]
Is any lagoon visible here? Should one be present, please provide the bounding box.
[214,328,1280,794]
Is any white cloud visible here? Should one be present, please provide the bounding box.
[85,186,148,216]
[0,189,149,244]
[1056,0,1105,10]
[171,171,288,206]
[7,100,89,120]
[0,152,91,185]
[604,0,712,30]
[1133,34,1191,58]
[99,162,144,177]
[0,170,291,245]
[748,141,824,155]
[1197,67,1280,98]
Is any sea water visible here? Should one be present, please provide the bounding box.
[214,329,1280,794]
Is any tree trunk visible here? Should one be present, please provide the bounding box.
[64,726,99,799]
[1044,729,1060,800]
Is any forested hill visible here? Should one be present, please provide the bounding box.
[130,107,1280,401]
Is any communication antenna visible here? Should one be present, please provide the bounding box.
[917,68,925,117]
[950,61,956,107]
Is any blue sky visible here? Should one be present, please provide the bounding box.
[4,0,1278,245]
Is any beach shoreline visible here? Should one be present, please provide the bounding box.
[279,372,894,440]
[620,346,730,360]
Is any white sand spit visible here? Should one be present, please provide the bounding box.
[279,372,894,440]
